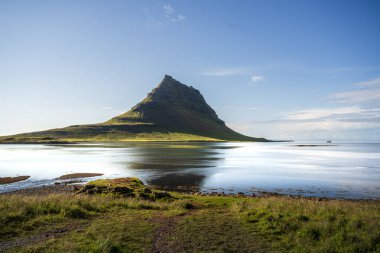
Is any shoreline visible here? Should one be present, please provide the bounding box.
[3,181,379,203]
[0,139,272,144]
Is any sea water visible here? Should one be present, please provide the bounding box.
[0,142,379,199]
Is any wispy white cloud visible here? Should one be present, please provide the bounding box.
[251,75,264,83]
[219,105,259,111]
[162,3,186,23]
[201,68,246,76]
[283,106,380,129]
[101,106,113,110]
[328,89,380,104]
[201,68,265,85]
[170,14,186,22]
[327,77,380,104]
[263,120,380,134]
[232,77,380,140]
[240,113,380,141]
[144,9,163,29]
[162,3,174,15]
[354,77,380,87]
[316,66,374,74]
[256,120,380,139]
[285,106,364,120]
[236,105,380,140]
[259,62,375,75]
[145,3,185,28]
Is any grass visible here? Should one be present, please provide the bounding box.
[0,130,222,144]
[0,194,186,253]
[1,182,379,252]
[231,197,380,252]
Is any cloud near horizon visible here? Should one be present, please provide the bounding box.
[231,77,380,140]
[241,108,380,140]
[285,106,369,121]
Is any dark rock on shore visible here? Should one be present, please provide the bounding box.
[2,184,84,196]
[0,176,30,185]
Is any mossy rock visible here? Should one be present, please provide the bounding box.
[78,177,172,200]
[87,178,144,189]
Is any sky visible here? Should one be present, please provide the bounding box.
[0,0,380,141]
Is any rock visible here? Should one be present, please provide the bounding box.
[0,176,30,184]
[55,173,103,180]
[143,188,152,193]
[153,191,171,199]
[77,177,172,200]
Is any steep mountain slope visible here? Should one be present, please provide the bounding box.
[0,75,267,143]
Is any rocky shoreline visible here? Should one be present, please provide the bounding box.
[2,180,379,203]
[2,184,83,196]
[1,172,378,202]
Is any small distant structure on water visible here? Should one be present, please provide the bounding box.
[326,140,332,143]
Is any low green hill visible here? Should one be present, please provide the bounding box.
[0,75,267,143]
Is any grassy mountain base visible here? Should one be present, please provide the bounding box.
[1,181,379,252]
[0,127,222,144]
[0,122,264,144]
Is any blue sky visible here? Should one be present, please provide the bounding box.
[1,0,379,141]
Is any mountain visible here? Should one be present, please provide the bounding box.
[0,75,267,143]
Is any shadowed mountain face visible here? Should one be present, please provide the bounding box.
[108,75,224,126]
[0,75,267,143]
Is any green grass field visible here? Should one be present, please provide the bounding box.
[1,179,379,252]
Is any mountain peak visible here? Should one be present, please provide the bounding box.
[157,74,187,89]
[163,74,174,81]
[150,75,201,103]
[108,75,225,127]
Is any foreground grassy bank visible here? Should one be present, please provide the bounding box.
[1,180,379,252]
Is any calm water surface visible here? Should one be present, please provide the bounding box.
[0,142,379,199]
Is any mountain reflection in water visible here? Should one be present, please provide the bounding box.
[124,143,231,191]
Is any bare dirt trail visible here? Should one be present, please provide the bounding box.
[148,208,269,253]
[148,210,196,253]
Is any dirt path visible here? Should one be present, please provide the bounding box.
[148,208,269,253]
[148,211,194,253]
[0,221,88,252]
